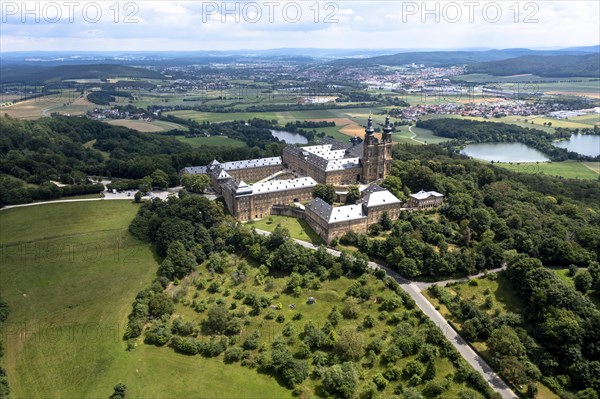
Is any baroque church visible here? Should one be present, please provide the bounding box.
[181,115,443,243]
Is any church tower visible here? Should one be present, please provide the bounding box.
[361,115,393,183]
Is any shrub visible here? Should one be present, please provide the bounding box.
[243,331,260,350]
[373,373,388,390]
[224,347,244,363]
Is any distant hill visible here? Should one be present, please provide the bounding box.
[330,46,599,67]
[0,64,164,84]
[467,54,600,77]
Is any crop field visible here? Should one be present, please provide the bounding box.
[527,116,593,129]
[496,161,600,180]
[499,161,600,179]
[0,92,101,119]
[175,135,247,148]
[0,201,290,398]
[583,162,600,174]
[567,114,600,126]
[106,119,187,132]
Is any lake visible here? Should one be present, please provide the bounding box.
[271,130,308,144]
[461,142,550,162]
[553,134,600,157]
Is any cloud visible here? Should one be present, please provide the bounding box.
[0,1,598,51]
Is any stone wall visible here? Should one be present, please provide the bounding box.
[271,205,306,220]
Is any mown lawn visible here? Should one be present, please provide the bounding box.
[250,215,324,245]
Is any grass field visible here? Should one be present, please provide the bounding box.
[1,92,100,119]
[496,160,600,180]
[0,201,290,398]
[392,125,450,145]
[175,135,247,148]
[453,75,600,98]
[568,114,600,126]
[420,114,558,134]
[250,215,324,245]
[106,119,187,132]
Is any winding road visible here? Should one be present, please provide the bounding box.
[408,125,427,145]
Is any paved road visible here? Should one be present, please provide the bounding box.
[413,265,508,290]
[0,189,185,211]
[255,229,518,399]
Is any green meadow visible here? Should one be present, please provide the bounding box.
[0,201,290,398]
[495,160,600,180]
[250,215,324,245]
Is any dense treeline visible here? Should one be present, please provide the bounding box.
[123,193,499,399]
[0,295,9,398]
[283,120,336,130]
[0,64,163,84]
[417,118,600,162]
[160,117,280,147]
[429,256,600,397]
[429,256,600,398]
[150,101,377,114]
[161,115,325,144]
[87,89,132,105]
[338,144,599,279]
[0,116,286,206]
[87,91,116,105]
[335,91,410,107]
[504,256,600,395]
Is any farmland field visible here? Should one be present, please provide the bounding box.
[175,135,247,148]
[250,215,324,245]
[495,160,600,180]
[0,92,100,119]
[106,119,187,132]
[0,201,290,398]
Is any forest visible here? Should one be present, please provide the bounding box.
[467,54,600,78]
[427,257,600,398]
[0,116,284,206]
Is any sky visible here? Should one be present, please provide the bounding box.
[1,1,599,52]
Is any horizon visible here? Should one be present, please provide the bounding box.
[2,44,599,56]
